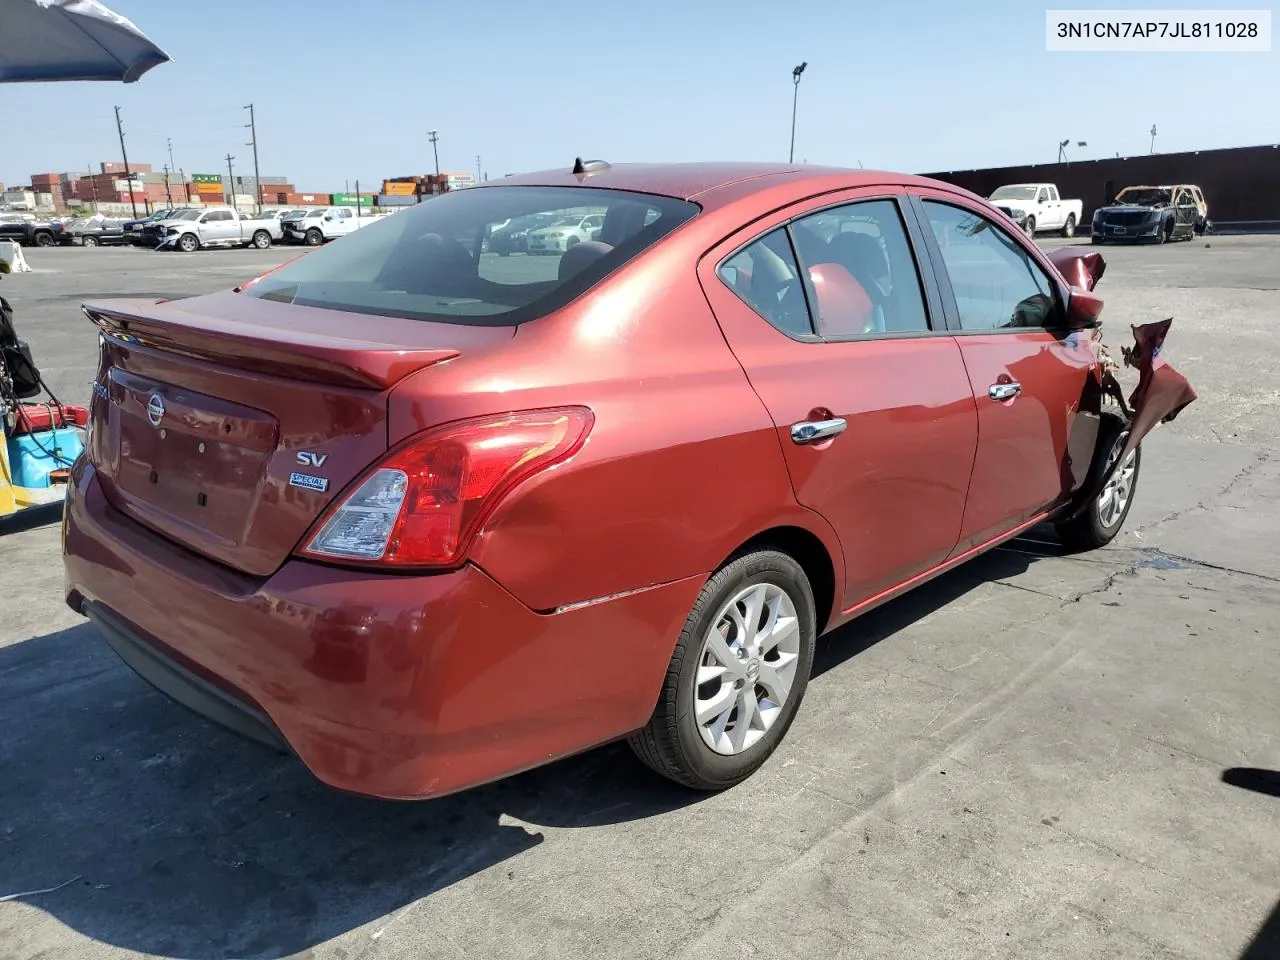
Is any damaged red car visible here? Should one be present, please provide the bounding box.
[62,162,1195,800]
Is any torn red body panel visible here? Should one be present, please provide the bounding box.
[1048,246,1107,292]
[1072,318,1198,512]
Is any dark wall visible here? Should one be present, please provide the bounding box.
[923,144,1280,224]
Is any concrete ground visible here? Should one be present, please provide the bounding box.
[1,239,1277,960]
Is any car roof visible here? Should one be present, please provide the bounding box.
[485,162,940,210]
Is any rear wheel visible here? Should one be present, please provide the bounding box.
[1055,413,1141,551]
[81,235,99,248]
[1024,217,1036,239]
[34,231,55,247]
[628,549,816,791]
[1061,214,1076,238]
[305,228,323,246]
[252,230,271,249]
[177,233,199,253]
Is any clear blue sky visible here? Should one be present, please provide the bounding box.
[4,0,1276,189]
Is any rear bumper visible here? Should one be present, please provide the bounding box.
[63,461,701,800]
[85,601,289,752]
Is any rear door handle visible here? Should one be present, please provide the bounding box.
[791,418,847,444]
[988,381,1022,401]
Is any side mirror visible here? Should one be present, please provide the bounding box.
[1063,286,1103,330]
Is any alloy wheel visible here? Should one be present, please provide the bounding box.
[694,581,801,756]
[1097,436,1137,528]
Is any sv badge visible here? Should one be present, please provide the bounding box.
[296,451,328,467]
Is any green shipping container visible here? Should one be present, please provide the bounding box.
[331,193,374,207]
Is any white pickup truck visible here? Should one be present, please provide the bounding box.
[283,206,384,246]
[155,207,279,252]
[987,183,1083,238]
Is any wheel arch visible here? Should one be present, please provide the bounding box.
[721,523,840,636]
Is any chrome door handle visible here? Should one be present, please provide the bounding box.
[791,418,847,444]
[988,381,1022,401]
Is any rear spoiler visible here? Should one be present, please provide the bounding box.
[83,294,460,391]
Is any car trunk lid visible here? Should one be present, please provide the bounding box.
[83,291,514,576]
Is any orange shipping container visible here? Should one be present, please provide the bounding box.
[382,181,416,196]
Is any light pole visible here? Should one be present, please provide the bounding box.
[1058,139,1087,162]
[789,62,807,164]
[428,130,440,177]
[1149,124,1158,153]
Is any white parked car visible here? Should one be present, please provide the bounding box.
[525,212,605,255]
[988,183,1083,238]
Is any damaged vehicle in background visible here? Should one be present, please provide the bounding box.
[1091,184,1208,244]
[63,161,1197,803]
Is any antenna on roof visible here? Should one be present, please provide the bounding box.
[572,157,611,175]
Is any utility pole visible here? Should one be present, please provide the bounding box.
[428,130,440,177]
[87,160,99,213]
[114,105,138,217]
[224,154,235,209]
[245,103,261,213]
[476,155,481,183]
[162,163,173,205]
[1149,123,1158,154]
[355,178,361,219]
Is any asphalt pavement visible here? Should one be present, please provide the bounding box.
[0,238,1277,960]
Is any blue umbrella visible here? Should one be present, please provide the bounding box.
[0,0,170,83]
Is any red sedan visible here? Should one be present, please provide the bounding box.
[63,162,1195,799]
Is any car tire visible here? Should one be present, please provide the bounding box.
[565,236,580,251]
[1024,217,1036,239]
[252,230,271,249]
[34,232,55,247]
[1055,413,1141,552]
[305,228,323,246]
[82,235,99,248]
[177,233,199,253]
[1061,214,1076,238]
[627,549,817,791]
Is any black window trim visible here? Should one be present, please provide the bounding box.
[906,193,1070,337]
[713,193,948,345]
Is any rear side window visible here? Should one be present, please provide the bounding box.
[718,229,812,337]
[791,200,930,337]
[244,186,699,326]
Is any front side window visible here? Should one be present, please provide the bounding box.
[243,186,698,326]
[790,199,930,337]
[921,200,1058,331]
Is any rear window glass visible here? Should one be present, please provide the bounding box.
[242,186,699,326]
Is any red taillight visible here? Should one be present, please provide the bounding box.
[298,407,593,569]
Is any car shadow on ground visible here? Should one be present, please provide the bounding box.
[1221,768,1280,959]
[0,536,1050,960]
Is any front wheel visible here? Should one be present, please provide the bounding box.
[177,233,199,253]
[81,235,99,248]
[305,228,323,246]
[628,549,817,791]
[252,230,271,249]
[1055,414,1141,551]
[1061,214,1076,238]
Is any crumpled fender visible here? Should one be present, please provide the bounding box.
[1070,318,1198,514]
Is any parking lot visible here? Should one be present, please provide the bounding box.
[1,238,1277,959]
